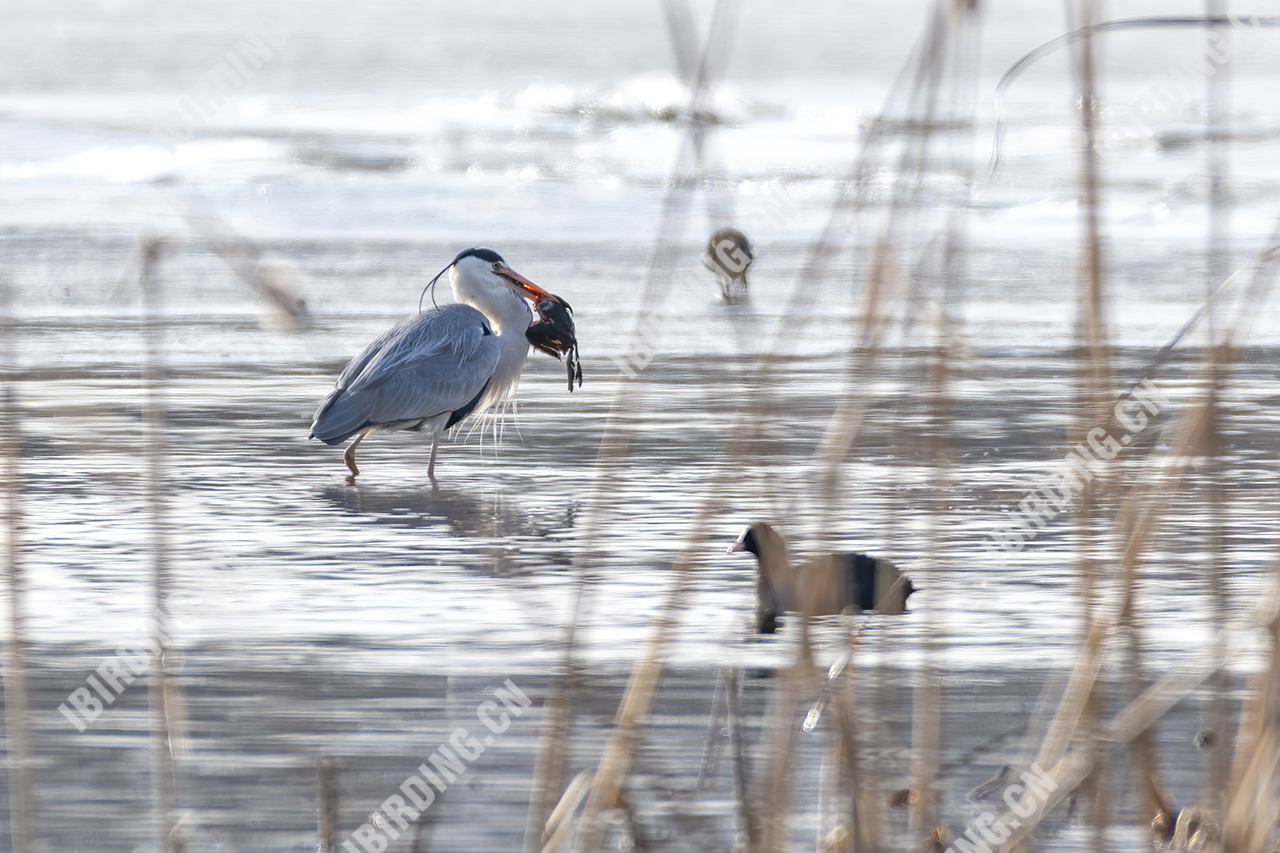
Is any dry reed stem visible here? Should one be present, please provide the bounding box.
[554,141,751,847]
[908,6,981,840]
[1,273,32,853]
[1197,1,1238,799]
[1201,348,1233,820]
[995,384,1219,851]
[558,3,996,850]
[1226,485,1280,803]
[613,788,649,853]
[1001,333,1271,847]
[567,511,727,853]
[1195,228,1280,831]
[799,13,965,839]
[540,770,594,853]
[695,671,727,795]
[753,0,969,378]
[181,200,309,332]
[696,666,760,821]
[1221,615,1280,852]
[1123,575,1158,833]
[812,0,971,515]
[524,665,578,851]
[525,6,743,847]
[523,187,684,853]
[816,719,840,850]
[1204,0,1230,343]
[800,6,978,846]
[997,648,1225,850]
[1024,384,1203,768]
[139,237,178,853]
[1226,663,1264,815]
[724,669,759,846]
[836,629,878,851]
[316,757,336,853]
[1220,506,1280,852]
[755,639,807,853]
[908,342,953,839]
[826,695,864,851]
[1191,107,1280,830]
[1069,2,1114,845]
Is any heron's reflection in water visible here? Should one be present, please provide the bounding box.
[318,480,577,643]
[318,480,529,536]
[317,482,578,578]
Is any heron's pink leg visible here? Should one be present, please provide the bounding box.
[343,429,371,477]
[427,433,440,479]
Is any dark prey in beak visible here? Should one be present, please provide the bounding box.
[526,294,583,391]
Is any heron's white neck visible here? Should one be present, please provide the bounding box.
[453,278,532,413]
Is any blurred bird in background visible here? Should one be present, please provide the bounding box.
[703,227,754,303]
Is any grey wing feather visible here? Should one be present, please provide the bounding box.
[310,304,499,444]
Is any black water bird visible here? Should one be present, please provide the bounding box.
[727,522,915,633]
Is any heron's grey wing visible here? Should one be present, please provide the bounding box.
[310,305,499,444]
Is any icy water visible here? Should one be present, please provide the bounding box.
[5,0,1280,850]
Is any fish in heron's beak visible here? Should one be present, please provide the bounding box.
[527,297,575,357]
[526,293,582,391]
[493,263,583,390]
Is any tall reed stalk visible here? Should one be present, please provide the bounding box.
[1,273,32,853]
[1202,0,1234,820]
[139,238,178,853]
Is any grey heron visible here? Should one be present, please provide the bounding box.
[309,247,574,479]
[703,227,754,303]
[727,522,915,633]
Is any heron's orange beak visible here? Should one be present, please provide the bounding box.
[497,265,556,303]
[727,540,745,554]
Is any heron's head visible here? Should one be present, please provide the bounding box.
[449,247,555,307]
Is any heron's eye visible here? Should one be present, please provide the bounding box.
[492,262,501,271]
